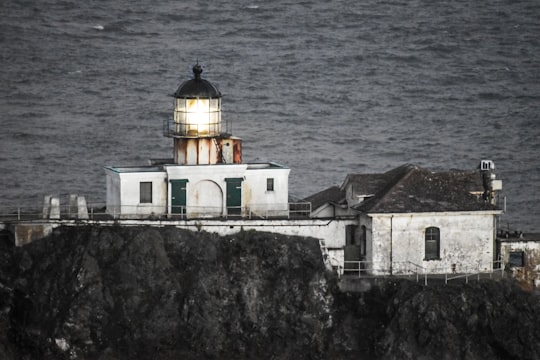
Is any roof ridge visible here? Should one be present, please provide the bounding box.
[374,164,418,206]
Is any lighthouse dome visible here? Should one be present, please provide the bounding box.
[174,64,221,98]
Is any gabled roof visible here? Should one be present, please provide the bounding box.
[303,186,345,210]
[345,164,499,214]
[340,164,412,195]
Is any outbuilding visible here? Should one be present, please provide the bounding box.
[309,161,503,275]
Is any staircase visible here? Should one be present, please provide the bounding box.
[318,239,334,271]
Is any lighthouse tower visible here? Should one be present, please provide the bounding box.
[164,64,242,165]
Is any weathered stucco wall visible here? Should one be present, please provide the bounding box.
[500,240,540,290]
[166,164,290,217]
[166,164,248,217]
[105,169,168,217]
[370,212,496,275]
[106,164,290,218]
[243,167,290,217]
[12,223,55,246]
[170,218,356,250]
[8,219,356,269]
[311,204,353,219]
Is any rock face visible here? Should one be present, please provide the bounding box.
[333,280,540,360]
[0,225,539,359]
[2,226,332,359]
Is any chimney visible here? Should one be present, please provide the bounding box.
[479,160,502,205]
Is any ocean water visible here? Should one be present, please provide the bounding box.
[1,0,539,231]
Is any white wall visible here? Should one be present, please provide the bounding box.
[166,164,245,217]
[165,163,290,217]
[188,179,223,218]
[105,171,121,214]
[311,205,335,218]
[500,240,540,288]
[243,167,290,217]
[105,168,167,217]
[311,204,354,218]
[94,217,354,255]
[107,163,290,218]
[370,212,498,275]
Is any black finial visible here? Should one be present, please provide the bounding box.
[193,63,203,80]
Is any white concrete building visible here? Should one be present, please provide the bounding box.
[308,162,503,275]
[105,64,290,219]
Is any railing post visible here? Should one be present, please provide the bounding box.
[18,207,20,220]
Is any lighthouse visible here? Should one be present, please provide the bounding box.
[165,64,242,165]
[105,64,290,219]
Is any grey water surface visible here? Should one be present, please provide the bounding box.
[1,0,539,231]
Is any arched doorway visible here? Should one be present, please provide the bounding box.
[188,180,223,218]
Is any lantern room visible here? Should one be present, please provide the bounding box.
[173,63,222,137]
[164,64,242,165]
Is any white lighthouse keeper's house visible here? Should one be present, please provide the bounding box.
[105,64,290,219]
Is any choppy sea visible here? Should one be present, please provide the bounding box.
[1,0,539,231]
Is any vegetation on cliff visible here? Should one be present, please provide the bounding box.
[0,226,539,359]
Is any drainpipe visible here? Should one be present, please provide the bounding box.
[390,215,394,275]
[165,177,169,217]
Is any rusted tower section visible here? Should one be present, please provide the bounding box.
[164,64,242,165]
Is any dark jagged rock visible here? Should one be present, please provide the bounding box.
[330,279,540,360]
[377,280,540,360]
[3,226,334,359]
[0,225,539,359]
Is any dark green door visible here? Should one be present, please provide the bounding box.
[225,178,243,216]
[170,179,188,215]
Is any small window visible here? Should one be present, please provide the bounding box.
[508,251,524,267]
[140,182,152,203]
[425,227,440,260]
[266,178,274,191]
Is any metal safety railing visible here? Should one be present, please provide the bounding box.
[341,260,504,286]
[444,260,505,284]
[342,261,427,284]
[0,201,313,222]
[162,118,233,138]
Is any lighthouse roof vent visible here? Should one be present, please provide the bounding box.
[174,64,221,98]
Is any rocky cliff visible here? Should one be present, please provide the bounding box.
[0,226,539,359]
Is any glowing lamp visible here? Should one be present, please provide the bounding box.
[173,64,221,137]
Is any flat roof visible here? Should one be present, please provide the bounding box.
[105,161,288,174]
[247,162,288,169]
[104,165,164,173]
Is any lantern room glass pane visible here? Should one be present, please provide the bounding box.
[173,97,222,136]
[209,98,220,111]
[175,98,186,112]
